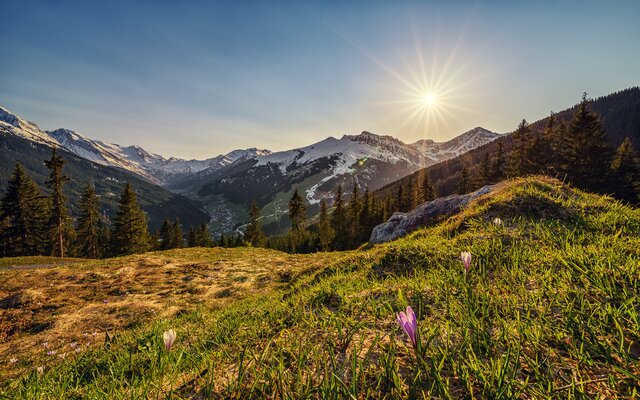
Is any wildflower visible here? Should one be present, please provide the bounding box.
[103,299,109,304]
[461,251,472,275]
[47,350,57,356]
[37,366,44,374]
[69,342,78,348]
[493,217,503,226]
[9,358,17,364]
[396,306,418,348]
[42,342,49,349]
[75,347,82,353]
[163,329,177,352]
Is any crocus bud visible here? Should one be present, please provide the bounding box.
[163,329,176,352]
[461,251,472,275]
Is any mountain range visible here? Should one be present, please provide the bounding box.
[0,104,500,235]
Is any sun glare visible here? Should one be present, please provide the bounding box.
[421,92,438,107]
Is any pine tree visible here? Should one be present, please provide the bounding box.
[507,119,531,177]
[457,167,471,194]
[348,182,361,246]
[491,139,506,182]
[421,171,436,202]
[44,148,73,257]
[610,137,640,203]
[479,152,491,185]
[170,219,184,248]
[287,188,307,232]
[195,224,213,247]
[159,218,173,250]
[187,226,196,247]
[564,94,613,191]
[244,200,265,247]
[537,113,558,175]
[219,232,225,247]
[317,199,334,251]
[76,183,104,258]
[0,164,47,256]
[331,184,350,250]
[357,187,371,243]
[110,183,150,256]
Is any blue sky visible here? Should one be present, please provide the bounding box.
[1,0,639,158]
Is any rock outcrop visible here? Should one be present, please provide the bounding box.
[369,185,495,244]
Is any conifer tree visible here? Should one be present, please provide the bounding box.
[357,187,371,243]
[187,226,196,247]
[479,152,491,185]
[317,199,334,251]
[331,184,350,250]
[610,137,640,203]
[507,119,531,177]
[563,94,613,191]
[244,200,265,247]
[0,164,47,256]
[349,182,361,245]
[170,219,184,248]
[491,139,506,182]
[110,183,150,256]
[159,218,173,250]
[195,224,213,247]
[287,188,307,232]
[76,183,104,258]
[421,171,436,202]
[530,113,558,176]
[219,231,225,247]
[457,167,471,194]
[44,148,72,257]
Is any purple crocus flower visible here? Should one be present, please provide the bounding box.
[163,329,176,352]
[461,251,472,275]
[396,306,418,347]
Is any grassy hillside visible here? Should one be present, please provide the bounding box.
[1,177,638,398]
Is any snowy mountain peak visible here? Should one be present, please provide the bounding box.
[342,131,405,147]
[410,127,500,163]
[0,105,59,146]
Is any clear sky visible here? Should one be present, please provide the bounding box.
[1,0,639,159]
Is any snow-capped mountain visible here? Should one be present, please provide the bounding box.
[170,128,499,234]
[0,105,271,185]
[410,127,500,163]
[47,128,271,185]
[0,106,59,146]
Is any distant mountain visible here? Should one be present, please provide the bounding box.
[169,128,499,234]
[46,128,271,185]
[0,107,209,231]
[410,127,500,164]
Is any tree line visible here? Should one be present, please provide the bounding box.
[0,149,218,258]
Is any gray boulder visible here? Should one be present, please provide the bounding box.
[369,185,495,244]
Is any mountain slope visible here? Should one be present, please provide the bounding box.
[0,111,209,231]
[46,127,271,185]
[2,177,638,398]
[170,128,499,234]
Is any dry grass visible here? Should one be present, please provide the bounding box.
[0,246,338,380]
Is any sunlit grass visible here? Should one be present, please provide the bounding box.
[1,177,639,398]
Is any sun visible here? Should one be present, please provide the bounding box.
[421,92,438,107]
